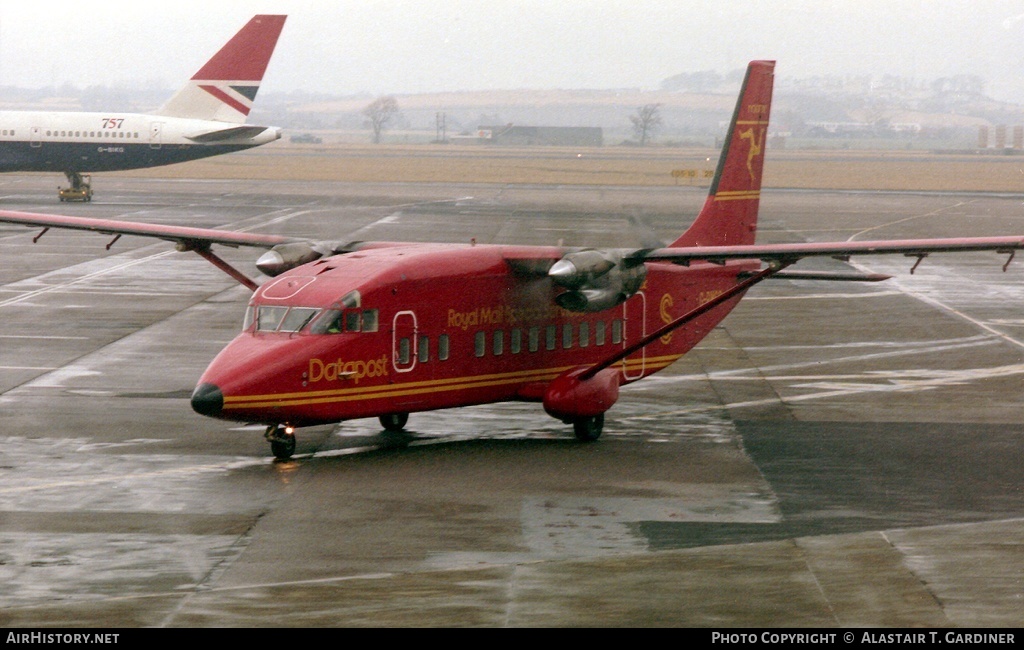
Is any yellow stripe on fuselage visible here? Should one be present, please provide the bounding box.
[222,353,684,410]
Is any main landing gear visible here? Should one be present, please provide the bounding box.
[263,411,597,460]
[264,414,411,460]
[379,413,409,432]
[265,424,296,460]
[572,413,604,442]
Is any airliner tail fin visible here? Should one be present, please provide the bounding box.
[155,15,286,123]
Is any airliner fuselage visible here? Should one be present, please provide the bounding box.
[0,111,280,173]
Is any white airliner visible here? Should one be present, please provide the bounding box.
[0,14,287,200]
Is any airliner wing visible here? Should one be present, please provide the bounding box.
[0,209,292,249]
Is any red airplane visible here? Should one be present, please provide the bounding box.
[3,60,1024,460]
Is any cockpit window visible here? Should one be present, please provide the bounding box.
[340,290,361,309]
[279,307,320,333]
[311,310,343,334]
[309,308,379,335]
[345,311,362,332]
[362,309,379,332]
[254,306,321,333]
[256,306,288,332]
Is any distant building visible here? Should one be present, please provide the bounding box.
[453,125,603,147]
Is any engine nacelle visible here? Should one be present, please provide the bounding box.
[548,249,619,289]
[556,287,624,312]
[553,259,646,312]
[543,366,621,421]
[256,242,329,276]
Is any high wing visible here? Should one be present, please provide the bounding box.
[634,237,1024,270]
[552,235,1024,383]
[507,234,1024,315]
[0,209,292,249]
[0,209,295,291]
[6,207,1024,296]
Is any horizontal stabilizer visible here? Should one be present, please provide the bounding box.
[186,125,276,143]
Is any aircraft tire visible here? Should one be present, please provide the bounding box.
[573,413,604,442]
[270,433,296,460]
[379,412,409,432]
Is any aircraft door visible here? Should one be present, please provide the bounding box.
[622,291,646,380]
[149,122,163,149]
[392,310,418,374]
[30,127,41,148]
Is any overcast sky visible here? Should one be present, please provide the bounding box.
[4,1,1024,101]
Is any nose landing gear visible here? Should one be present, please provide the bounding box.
[265,424,296,460]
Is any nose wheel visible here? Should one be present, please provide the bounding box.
[265,425,296,460]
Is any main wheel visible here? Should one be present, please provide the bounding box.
[573,413,604,442]
[379,412,409,432]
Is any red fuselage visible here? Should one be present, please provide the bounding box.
[192,243,759,427]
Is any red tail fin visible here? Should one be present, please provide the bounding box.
[671,60,775,248]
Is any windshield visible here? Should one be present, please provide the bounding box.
[310,308,379,335]
[249,306,321,333]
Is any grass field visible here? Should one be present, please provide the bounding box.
[112,142,1024,193]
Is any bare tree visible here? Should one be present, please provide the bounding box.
[630,103,662,146]
[363,96,400,144]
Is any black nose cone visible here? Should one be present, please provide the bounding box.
[191,383,224,417]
